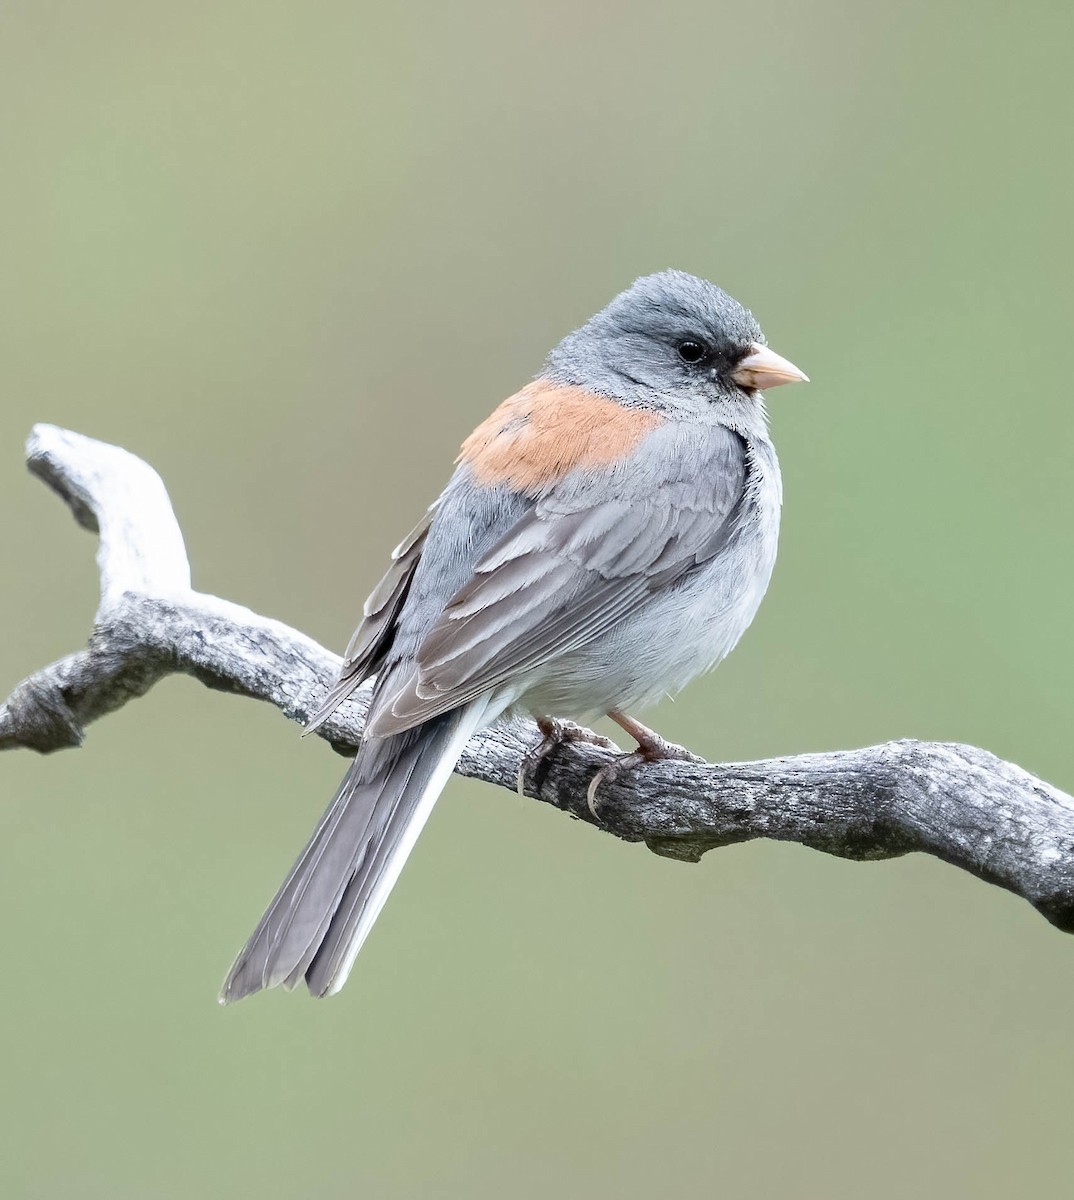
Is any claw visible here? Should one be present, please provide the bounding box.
[586,756,642,818]
[517,717,618,800]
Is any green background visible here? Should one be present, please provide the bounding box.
[1,2,1072,1196]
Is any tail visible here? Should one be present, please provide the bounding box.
[220,696,490,1002]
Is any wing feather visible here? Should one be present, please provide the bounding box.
[368,426,750,735]
[305,509,434,733]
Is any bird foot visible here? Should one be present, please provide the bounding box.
[586,726,704,821]
[517,717,619,799]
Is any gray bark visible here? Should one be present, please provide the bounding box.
[4,425,1074,933]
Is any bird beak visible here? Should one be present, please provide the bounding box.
[731,344,809,392]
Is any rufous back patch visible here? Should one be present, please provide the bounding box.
[458,381,663,493]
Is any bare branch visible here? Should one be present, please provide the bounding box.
[27,424,192,611]
[4,425,1074,935]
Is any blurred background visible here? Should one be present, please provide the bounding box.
[1,1,1072,1196]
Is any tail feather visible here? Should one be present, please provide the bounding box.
[220,698,490,1003]
[305,701,489,997]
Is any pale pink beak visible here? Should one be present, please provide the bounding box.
[731,343,809,392]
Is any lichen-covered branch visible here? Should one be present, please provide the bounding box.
[4,425,1074,934]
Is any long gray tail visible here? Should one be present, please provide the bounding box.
[220,698,489,1002]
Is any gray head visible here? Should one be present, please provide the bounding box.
[543,270,806,420]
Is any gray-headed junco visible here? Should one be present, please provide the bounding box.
[221,270,807,1002]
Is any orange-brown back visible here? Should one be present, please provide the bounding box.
[458,381,664,494]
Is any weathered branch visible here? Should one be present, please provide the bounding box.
[5,425,1074,935]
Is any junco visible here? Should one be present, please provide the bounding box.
[221,270,807,1002]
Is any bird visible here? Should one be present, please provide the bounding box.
[220,269,807,1002]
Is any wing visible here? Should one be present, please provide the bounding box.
[305,509,434,733]
[368,422,749,736]
[306,473,534,734]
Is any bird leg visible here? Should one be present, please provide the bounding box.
[517,716,619,799]
[586,710,705,819]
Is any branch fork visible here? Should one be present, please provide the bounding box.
[4,425,1074,934]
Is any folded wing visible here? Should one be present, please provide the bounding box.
[370,424,749,735]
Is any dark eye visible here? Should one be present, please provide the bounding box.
[677,340,707,364]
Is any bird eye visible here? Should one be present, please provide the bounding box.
[676,340,707,364]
